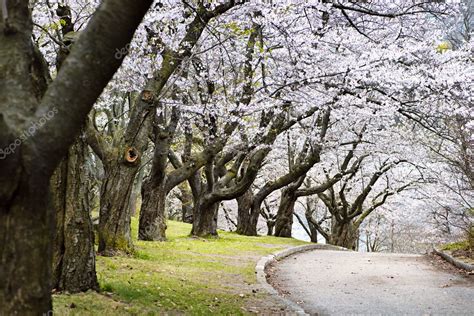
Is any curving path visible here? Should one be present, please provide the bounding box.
[270,250,474,315]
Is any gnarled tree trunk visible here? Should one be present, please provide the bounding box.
[305,214,319,243]
[274,188,297,237]
[98,160,138,255]
[236,190,259,236]
[179,182,194,223]
[191,199,219,237]
[0,175,53,313]
[266,220,275,236]
[328,219,359,250]
[51,136,99,292]
[138,179,167,241]
[129,165,145,217]
[137,107,175,241]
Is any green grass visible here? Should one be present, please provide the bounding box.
[441,240,470,252]
[53,219,308,315]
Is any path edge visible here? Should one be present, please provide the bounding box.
[433,247,474,272]
[256,244,348,315]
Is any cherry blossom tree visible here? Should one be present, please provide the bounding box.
[1,1,471,314]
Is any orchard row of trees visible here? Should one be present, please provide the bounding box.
[0,0,472,314]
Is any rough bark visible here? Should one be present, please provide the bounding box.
[50,7,98,293]
[0,169,53,313]
[261,200,276,236]
[137,107,176,241]
[306,214,319,243]
[51,136,99,292]
[51,160,67,291]
[91,98,154,254]
[266,220,275,236]
[98,160,137,255]
[129,165,145,217]
[328,219,359,250]
[191,199,219,237]
[139,179,167,241]
[178,182,194,223]
[236,190,259,236]
[274,188,298,237]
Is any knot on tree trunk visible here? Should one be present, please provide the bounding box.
[141,90,155,104]
[124,147,139,165]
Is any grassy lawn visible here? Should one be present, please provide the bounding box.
[53,219,308,315]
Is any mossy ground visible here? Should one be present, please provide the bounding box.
[441,240,470,252]
[53,219,308,315]
[440,239,473,264]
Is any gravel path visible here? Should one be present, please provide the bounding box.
[270,250,474,315]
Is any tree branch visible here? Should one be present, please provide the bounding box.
[85,118,111,162]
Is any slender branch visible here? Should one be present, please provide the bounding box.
[85,118,111,162]
[294,211,312,239]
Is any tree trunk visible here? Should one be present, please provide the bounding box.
[308,224,319,243]
[179,182,194,223]
[129,165,145,217]
[328,219,359,250]
[191,199,219,237]
[138,179,167,241]
[274,189,297,237]
[305,214,319,243]
[0,175,53,313]
[236,190,259,236]
[266,220,275,236]
[137,134,168,240]
[98,162,137,255]
[0,2,52,311]
[137,112,174,241]
[51,136,99,292]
